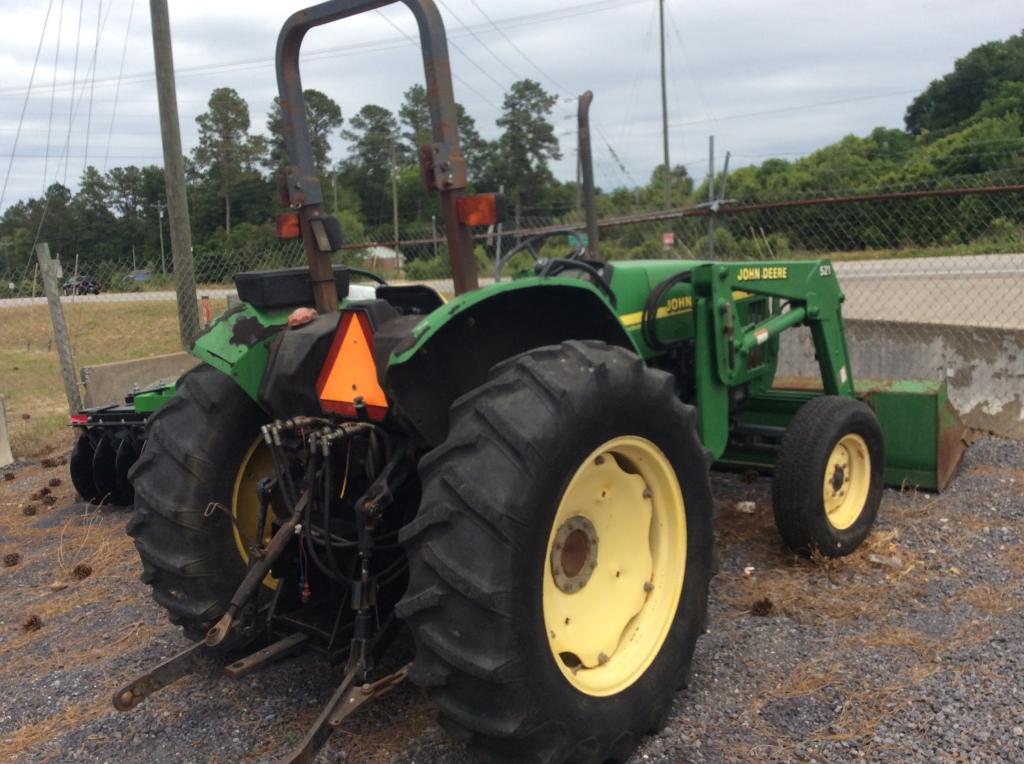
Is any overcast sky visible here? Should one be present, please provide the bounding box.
[0,0,1020,212]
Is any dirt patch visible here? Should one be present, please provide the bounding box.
[0,436,1022,763]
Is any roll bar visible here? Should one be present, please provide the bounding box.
[275,0,478,310]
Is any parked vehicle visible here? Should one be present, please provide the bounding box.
[123,270,152,285]
[62,275,101,296]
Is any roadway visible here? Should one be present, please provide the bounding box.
[2,253,1021,330]
[833,253,1024,329]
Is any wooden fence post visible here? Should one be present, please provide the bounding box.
[35,242,82,413]
[0,396,13,467]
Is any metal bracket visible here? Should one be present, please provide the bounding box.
[277,663,411,764]
[328,663,410,727]
[112,640,206,711]
[224,632,309,680]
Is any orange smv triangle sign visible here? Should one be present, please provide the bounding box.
[316,311,388,421]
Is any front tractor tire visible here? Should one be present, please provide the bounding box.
[772,395,885,557]
[127,365,271,638]
[399,341,714,763]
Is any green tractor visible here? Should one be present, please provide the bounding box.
[113,1,964,761]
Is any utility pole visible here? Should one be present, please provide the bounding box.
[150,0,200,347]
[157,202,166,274]
[659,0,671,210]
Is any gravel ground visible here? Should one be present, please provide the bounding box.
[1,435,1022,763]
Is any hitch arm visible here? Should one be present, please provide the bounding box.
[114,492,310,713]
[112,640,206,711]
[206,491,309,648]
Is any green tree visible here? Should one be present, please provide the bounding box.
[70,167,117,258]
[342,104,403,170]
[905,31,1024,134]
[338,104,404,221]
[970,81,1024,123]
[490,79,561,208]
[265,88,343,170]
[193,87,267,233]
[398,84,488,179]
[644,164,694,208]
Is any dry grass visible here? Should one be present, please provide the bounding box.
[742,623,983,753]
[710,460,1024,761]
[0,301,182,456]
[0,689,122,763]
[717,525,923,625]
[0,458,159,763]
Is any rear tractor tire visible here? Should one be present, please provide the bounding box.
[127,365,275,638]
[772,395,885,557]
[399,340,715,763]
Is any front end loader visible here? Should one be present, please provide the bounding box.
[113,1,965,762]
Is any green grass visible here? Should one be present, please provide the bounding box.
[0,301,183,458]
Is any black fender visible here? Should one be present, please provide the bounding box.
[382,282,636,446]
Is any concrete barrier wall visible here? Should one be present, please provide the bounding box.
[778,320,1024,439]
[81,352,199,407]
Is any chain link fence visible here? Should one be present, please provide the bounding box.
[2,176,1022,439]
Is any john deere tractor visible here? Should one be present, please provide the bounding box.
[113,1,964,761]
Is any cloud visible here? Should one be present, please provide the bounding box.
[0,0,1020,210]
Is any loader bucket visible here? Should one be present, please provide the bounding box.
[856,378,967,492]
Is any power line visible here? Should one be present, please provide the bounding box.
[0,0,647,99]
[596,125,640,187]
[0,0,55,213]
[467,0,570,95]
[65,0,84,187]
[618,0,657,149]
[668,90,920,128]
[664,2,718,131]
[44,0,66,184]
[436,0,518,82]
[373,10,502,112]
[10,0,117,269]
[102,0,134,171]
[83,0,104,176]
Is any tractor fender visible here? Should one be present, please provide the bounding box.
[383,278,639,446]
[191,302,292,403]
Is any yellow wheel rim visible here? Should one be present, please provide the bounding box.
[822,433,870,531]
[231,437,279,590]
[542,436,686,697]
